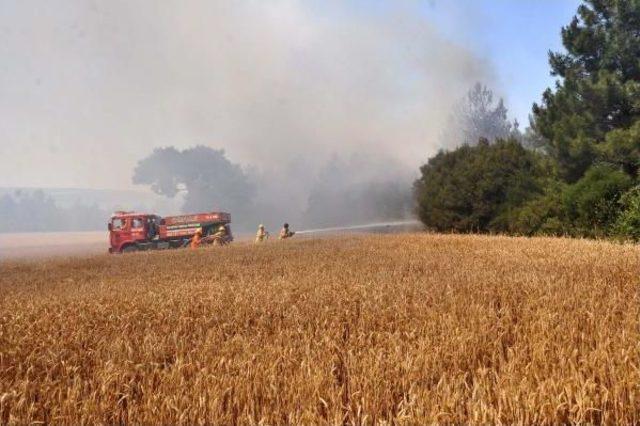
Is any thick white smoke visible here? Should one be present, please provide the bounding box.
[0,1,494,228]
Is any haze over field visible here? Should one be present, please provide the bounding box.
[1,1,489,188]
[0,1,579,232]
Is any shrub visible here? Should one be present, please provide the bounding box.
[612,186,640,241]
[414,139,545,233]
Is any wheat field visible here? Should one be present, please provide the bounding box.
[1,233,639,424]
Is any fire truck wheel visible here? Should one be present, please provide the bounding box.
[122,245,138,253]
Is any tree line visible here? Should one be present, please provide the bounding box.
[0,190,108,233]
[414,0,640,241]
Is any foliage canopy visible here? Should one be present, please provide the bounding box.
[417,1,640,239]
[414,139,544,233]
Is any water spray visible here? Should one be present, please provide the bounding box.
[295,220,421,235]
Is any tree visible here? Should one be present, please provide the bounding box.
[414,139,545,233]
[416,1,640,240]
[532,0,640,182]
[598,120,640,177]
[132,146,255,226]
[442,83,519,147]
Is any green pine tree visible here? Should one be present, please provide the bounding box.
[532,0,640,182]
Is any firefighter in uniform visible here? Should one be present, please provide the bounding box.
[279,223,295,240]
[211,225,228,246]
[255,224,269,243]
[190,228,203,249]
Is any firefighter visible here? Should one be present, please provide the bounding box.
[190,228,203,249]
[255,224,269,243]
[147,217,158,240]
[279,223,295,240]
[211,225,228,246]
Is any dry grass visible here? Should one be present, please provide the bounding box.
[1,233,639,424]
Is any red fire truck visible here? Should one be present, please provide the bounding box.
[108,211,233,253]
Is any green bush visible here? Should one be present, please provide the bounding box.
[612,186,640,241]
[510,182,569,236]
[562,164,633,237]
[414,139,545,233]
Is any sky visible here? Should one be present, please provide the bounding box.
[422,0,581,126]
[0,0,581,190]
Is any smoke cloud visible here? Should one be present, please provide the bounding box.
[0,1,493,230]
